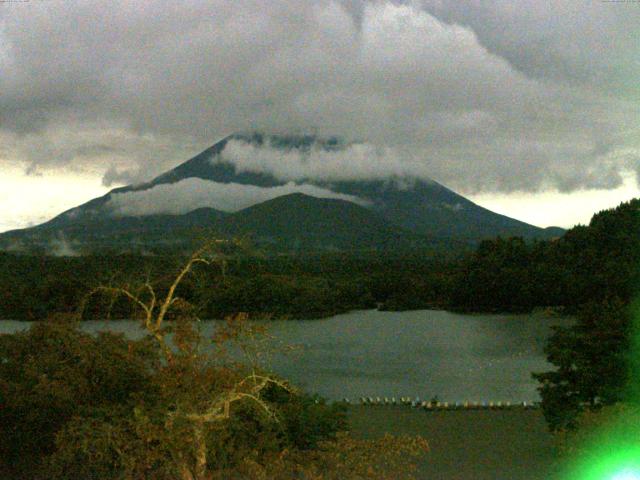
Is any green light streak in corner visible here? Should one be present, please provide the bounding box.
[557,405,640,479]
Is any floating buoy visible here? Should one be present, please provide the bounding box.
[356,395,531,410]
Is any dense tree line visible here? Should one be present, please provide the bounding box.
[449,200,640,313]
[3,195,639,322]
[4,198,640,319]
[534,200,640,431]
[0,250,456,321]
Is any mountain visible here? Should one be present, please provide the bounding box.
[218,193,428,250]
[0,133,563,253]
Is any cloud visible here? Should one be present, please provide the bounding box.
[218,138,427,182]
[0,0,638,196]
[48,233,80,257]
[105,178,369,216]
[417,0,640,94]
[102,165,144,187]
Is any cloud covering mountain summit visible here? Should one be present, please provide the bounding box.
[1,1,638,197]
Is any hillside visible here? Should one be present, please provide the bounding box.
[218,193,427,250]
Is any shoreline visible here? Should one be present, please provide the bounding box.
[0,304,569,323]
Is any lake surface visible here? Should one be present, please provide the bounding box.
[0,309,571,402]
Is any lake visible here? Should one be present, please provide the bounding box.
[0,309,571,403]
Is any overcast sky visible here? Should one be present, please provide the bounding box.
[1,0,639,232]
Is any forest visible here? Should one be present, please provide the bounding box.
[2,199,639,320]
[0,249,458,321]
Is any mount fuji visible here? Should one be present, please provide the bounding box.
[0,133,563,253]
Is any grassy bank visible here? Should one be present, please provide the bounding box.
[348,406,559,479]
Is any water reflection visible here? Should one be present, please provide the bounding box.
[0,309,571,402]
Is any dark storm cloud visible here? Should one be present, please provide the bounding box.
[0,0,638,194]
[417,0,640,93]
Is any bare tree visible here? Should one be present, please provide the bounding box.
[83,240,291,480]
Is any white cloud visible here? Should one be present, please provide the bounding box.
[218,138,427,182]
[105,178,370,216]
[469,173,640,228]
[49,233,81,257]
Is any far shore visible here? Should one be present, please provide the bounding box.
[0,304,570,323]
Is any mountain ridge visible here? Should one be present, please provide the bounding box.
[0,133,564,253]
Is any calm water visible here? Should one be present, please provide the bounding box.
[0,310,570,402]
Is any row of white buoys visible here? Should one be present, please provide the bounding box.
[420,400,539,410]
[359,396,400,405]
[354,398,539,410]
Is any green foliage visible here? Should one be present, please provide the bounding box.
[0,319,159,478]
[0,320,353,479]
[528,200,640,432]
[199,274,374,319]
[5,197,640,453]
[449,237,539,312]
[0,250,453,321]
[0,239,433,479]
[448,199,640,314]
[533,298,631,431]
[263,387,348,449]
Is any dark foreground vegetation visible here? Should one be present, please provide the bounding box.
[0,319,428,479]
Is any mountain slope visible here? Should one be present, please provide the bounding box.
[0,194,429,252]
[0,208,228,251]
[132,132,562,240]
[217,193,426,250]
[0,133,563,252]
